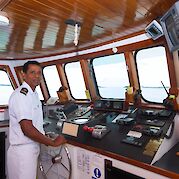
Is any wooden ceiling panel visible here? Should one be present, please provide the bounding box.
[0,0,177,60]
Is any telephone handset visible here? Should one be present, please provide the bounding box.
[139,109,158,116]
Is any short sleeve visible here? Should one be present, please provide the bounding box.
[11,92,33,122]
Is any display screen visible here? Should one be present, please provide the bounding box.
[148,26,158,35]
[160,2,179,51]
[113,101,123,109]
[148,24,162,36]
[165,14,176,45]
[94,101,103,108]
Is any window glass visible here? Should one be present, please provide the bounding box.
[92,54,129,99]
[0,70,14,105]
[43,65,62,97]
[65,62,87,99]
[136,46,170,103]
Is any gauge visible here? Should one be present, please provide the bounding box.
[94,100,102,108]
[104,101,111,108]
[113,101,122,109]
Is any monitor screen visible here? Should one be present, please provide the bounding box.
[160,1,179,52]
[165,15,177,45]
[148,25,160,36]
[145,20,163,40]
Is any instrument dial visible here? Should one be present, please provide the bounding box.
[105,101,111,108]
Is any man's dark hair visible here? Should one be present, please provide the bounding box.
[23,61,41,73]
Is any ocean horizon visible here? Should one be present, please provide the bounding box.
[0,85,168,105]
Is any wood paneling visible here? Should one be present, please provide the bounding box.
[0,0,177,59]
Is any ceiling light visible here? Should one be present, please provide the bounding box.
[65,19,81,46]
[74,23,80,46]
[112,47,117,53]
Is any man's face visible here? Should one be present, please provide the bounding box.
[23,64,42,90]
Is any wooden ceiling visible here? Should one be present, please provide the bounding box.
[0,0,177,60]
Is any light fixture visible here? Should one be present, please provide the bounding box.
[65,19,81,46]
[112,46,118,53]
[0,12,9,26]
[74,23,80,46]
[111,31,118,53]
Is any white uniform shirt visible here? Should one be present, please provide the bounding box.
[8,82,45,145]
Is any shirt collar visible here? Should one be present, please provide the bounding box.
[22,82,35,94]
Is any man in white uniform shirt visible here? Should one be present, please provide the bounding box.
[7,61,66,179]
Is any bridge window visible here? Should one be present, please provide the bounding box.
[0,70,14,105]
[92,54,129,99]
[135,46,170,103]
[43,65,62,97]
[65,62,87,99]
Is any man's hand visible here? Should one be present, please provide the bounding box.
[53,135,67,147]
[20,120,67,147]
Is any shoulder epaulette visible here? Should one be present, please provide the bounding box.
[20,88,28,95]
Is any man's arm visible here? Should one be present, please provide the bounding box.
[20,119,66,147]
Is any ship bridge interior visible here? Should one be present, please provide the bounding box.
[0,1,179,179]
